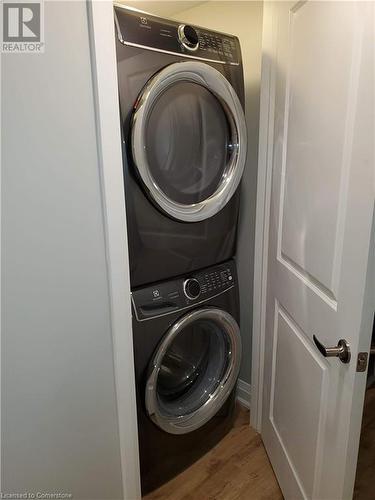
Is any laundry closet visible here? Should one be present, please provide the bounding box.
[113,1,263,494]
[109,2,375,499]
[2,1,374,500]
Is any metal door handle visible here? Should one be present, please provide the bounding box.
[313,335,351,364]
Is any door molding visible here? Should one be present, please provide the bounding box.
[251,1,277,431]
[87,2,141,499]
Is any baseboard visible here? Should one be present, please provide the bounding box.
[236,379,251,409]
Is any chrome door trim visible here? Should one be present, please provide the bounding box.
[132,284,235,322]
[131,61,247,222]
[145,307,241,434]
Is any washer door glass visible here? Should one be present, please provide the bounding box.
[131,61,247,222]
[145,308,241,435]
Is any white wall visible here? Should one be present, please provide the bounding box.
[2,2,125,497]
[118,0,207,17]
[172,1,264,384]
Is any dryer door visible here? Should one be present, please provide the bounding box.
[145,307,241,434]
[131,61,247,222]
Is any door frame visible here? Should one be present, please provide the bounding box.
[251,1,276,431]
[87,1,141,499]
[251,1,375,442]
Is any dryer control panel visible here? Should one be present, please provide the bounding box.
[132,260,237,321]
[114,6,240,65]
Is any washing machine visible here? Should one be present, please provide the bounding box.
[114,5,247,288]
[131,259,241,494]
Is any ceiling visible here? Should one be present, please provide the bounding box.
[116,1,207,17]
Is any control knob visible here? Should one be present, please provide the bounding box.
[183,278,201,300]
[178,24,199,52]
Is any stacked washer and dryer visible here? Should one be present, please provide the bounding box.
[114,5,247,494]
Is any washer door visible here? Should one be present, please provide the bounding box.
[145,307,241,435]
[131,61,247,222]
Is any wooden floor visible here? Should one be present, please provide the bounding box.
[353,385,375,500]
[144,404,283,500]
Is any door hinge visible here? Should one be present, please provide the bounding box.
[356,352,369,372]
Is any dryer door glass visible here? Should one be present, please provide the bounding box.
[145,308,241,435]
[145,81,230,205]
[131,61,247,222]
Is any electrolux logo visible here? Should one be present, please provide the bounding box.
[2,1,44,53]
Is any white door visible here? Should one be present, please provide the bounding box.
[261,2,374,499]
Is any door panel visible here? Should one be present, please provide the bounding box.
[279,1,359,297]
[262,2,374,499]
[270,303,329,499]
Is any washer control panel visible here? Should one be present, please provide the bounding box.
[132,261,236,321]
[115,6,240,65]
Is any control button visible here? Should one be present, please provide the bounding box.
[183,278,201,300]
[178,25,199,52]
